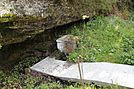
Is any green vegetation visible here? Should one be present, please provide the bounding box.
[0,14,15,22]
[0,0,133,88]
[0,7,134,88]
[67,15,134,65]
[0,68,121,89]
[1,15,132,89]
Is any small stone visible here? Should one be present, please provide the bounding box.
[24,68,31,74]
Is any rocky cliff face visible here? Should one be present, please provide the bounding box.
[0,0,117,65]
[0,0,117,46]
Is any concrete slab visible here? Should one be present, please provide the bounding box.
[30,57,134,88]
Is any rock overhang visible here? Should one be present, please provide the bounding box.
[0,0,117,46]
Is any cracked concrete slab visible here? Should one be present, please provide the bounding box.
[30,57,134,88]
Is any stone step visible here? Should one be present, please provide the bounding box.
[30,57,134,88]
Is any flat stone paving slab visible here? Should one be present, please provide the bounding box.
[30,57,134,88]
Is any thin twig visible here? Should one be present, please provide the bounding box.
[77,58,84,89]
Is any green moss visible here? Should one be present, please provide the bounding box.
[82,0,117,15]
[1,14,14,18]
[0,14,46,45]
[0,44,2,49]
[0,14,16,22]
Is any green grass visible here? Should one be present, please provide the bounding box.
[67,16,134,65]
[0,68,121,89]
[0,68,122,89]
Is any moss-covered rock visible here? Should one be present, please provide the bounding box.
[0,0,118,47]
[0,0,120,65]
